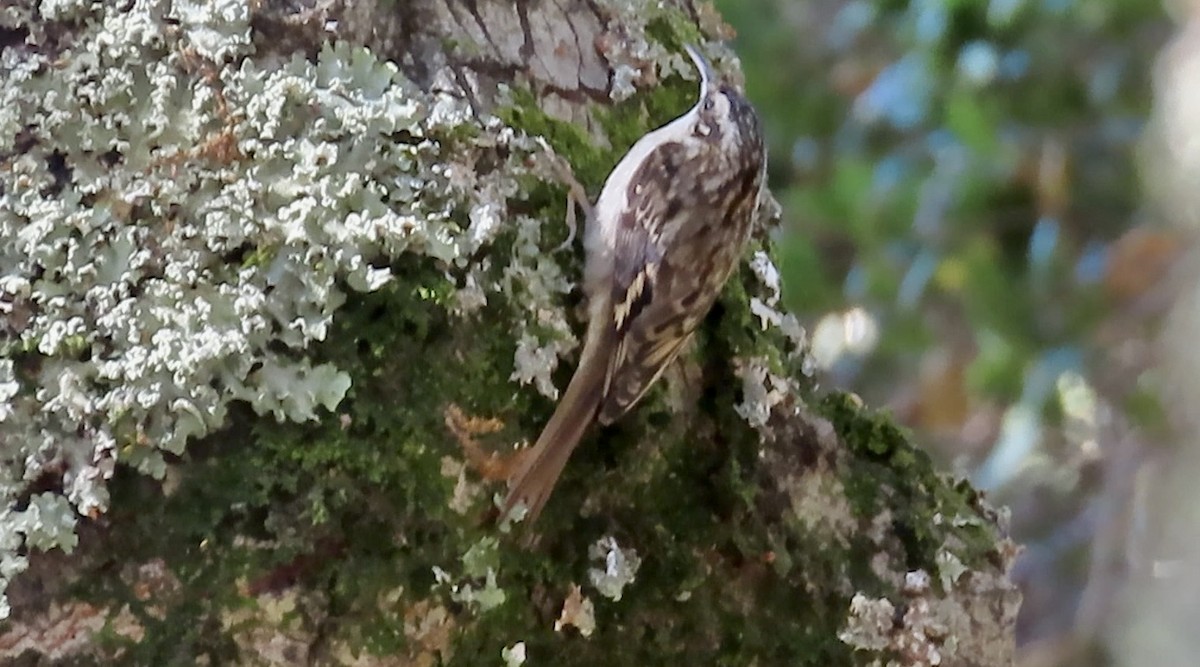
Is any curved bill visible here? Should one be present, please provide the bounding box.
[683,44,717,97]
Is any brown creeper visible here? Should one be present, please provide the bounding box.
[503,45,766,522]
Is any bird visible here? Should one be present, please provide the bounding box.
[502,44,767,523]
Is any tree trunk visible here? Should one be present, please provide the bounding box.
[0,0,1019,664]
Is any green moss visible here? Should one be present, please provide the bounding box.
[78,252,537,660]
[643,15,702,52]
[84,450,272,663]
[818,392,1004,578]
[494,87,610,188]
[494,60,700,194]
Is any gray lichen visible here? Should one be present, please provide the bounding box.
[0,0,576,619]
[587,535,642,602]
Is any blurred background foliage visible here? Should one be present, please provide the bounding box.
[715,0,1181,663]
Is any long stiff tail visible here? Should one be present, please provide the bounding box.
[501,350,608,523]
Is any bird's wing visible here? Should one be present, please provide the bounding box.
[600,141,711,423]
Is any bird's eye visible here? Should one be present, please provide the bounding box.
[703,98,715,111]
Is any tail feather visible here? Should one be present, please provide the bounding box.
[502,354,607,523]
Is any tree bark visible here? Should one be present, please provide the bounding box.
[0,0,1019,664]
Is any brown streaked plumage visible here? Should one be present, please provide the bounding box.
[502,44,766,523]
